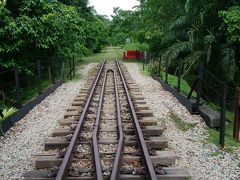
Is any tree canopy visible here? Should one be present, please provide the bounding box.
[109,0,240,86]
[1,0,240,86]
[0,0,109,70]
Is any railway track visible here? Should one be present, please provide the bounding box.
[24,60,190,179]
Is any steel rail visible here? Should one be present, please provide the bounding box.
[56,60,106,180]
[92,70,111,179]
[110,70,124,180]
[116,60,158,180]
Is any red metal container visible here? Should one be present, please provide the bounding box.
[123,50,144,60]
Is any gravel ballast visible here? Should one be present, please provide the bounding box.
[125,62,240,180]
[0,63,96,179]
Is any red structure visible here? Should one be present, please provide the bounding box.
[123,50,144,60]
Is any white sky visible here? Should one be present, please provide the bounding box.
[89,0,139,18]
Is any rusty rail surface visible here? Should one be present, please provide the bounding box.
[110,70,124,180]
[92,70,111,179]
[56,60,106,180]
[116,60,158,180]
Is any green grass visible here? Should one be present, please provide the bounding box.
[21,78,50,104]
[64,46,123,82]
[1,46,124,129]
[210,151,221,157]
[226,109,234,121]
[169,111,196,131]
[123,60,197,94]
[161,72,238,150]
[158,70,238,150]
[140,64,151,76]
[205,123,240,152]
[80,47,150,77]
[160,71,197,97]
[204,101,235,122]
[81,46,123,63]
[0,107,18,135]
[202,97,239,151]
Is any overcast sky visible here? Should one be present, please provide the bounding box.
[89,0,139,18]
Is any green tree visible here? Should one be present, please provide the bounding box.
[0,0,109,71]
[131,0,240,84]
[109,8,139,45]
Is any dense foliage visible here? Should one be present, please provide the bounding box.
[0,0,109,71]
[110,0,240,86]
[1,0,240,104]
[109,8,135,45]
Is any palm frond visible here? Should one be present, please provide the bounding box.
[162,41,192,65]
[162,30,187,45]
[203,31,216,45]
[161,15,189,45]
[220,47,237,81]
[182,50,205,77]
[168,15,189,32]
[185,0,191,13]
[0,107,17,122]
[203,31,216,64]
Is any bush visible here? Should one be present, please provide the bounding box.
[124,42,149,51]
[0,107,17,135]
[147,62,159,75]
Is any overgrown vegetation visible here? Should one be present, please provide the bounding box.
[69,46,123,82]
[0,0,110,108]
[147,61,197,97]
[205,125,240,152]
[124,42,149,51]
[0,107,17,134]
[0,0,109,68]
[110,0,240,88]
[81,47,123,63]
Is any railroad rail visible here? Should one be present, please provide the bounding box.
[56,60,106,179]
[24,60,190,179]
[110,69,124,180]
[116,60,157,179]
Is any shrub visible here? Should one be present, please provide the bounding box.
[147,62,159,75]
[0,107,17,135]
